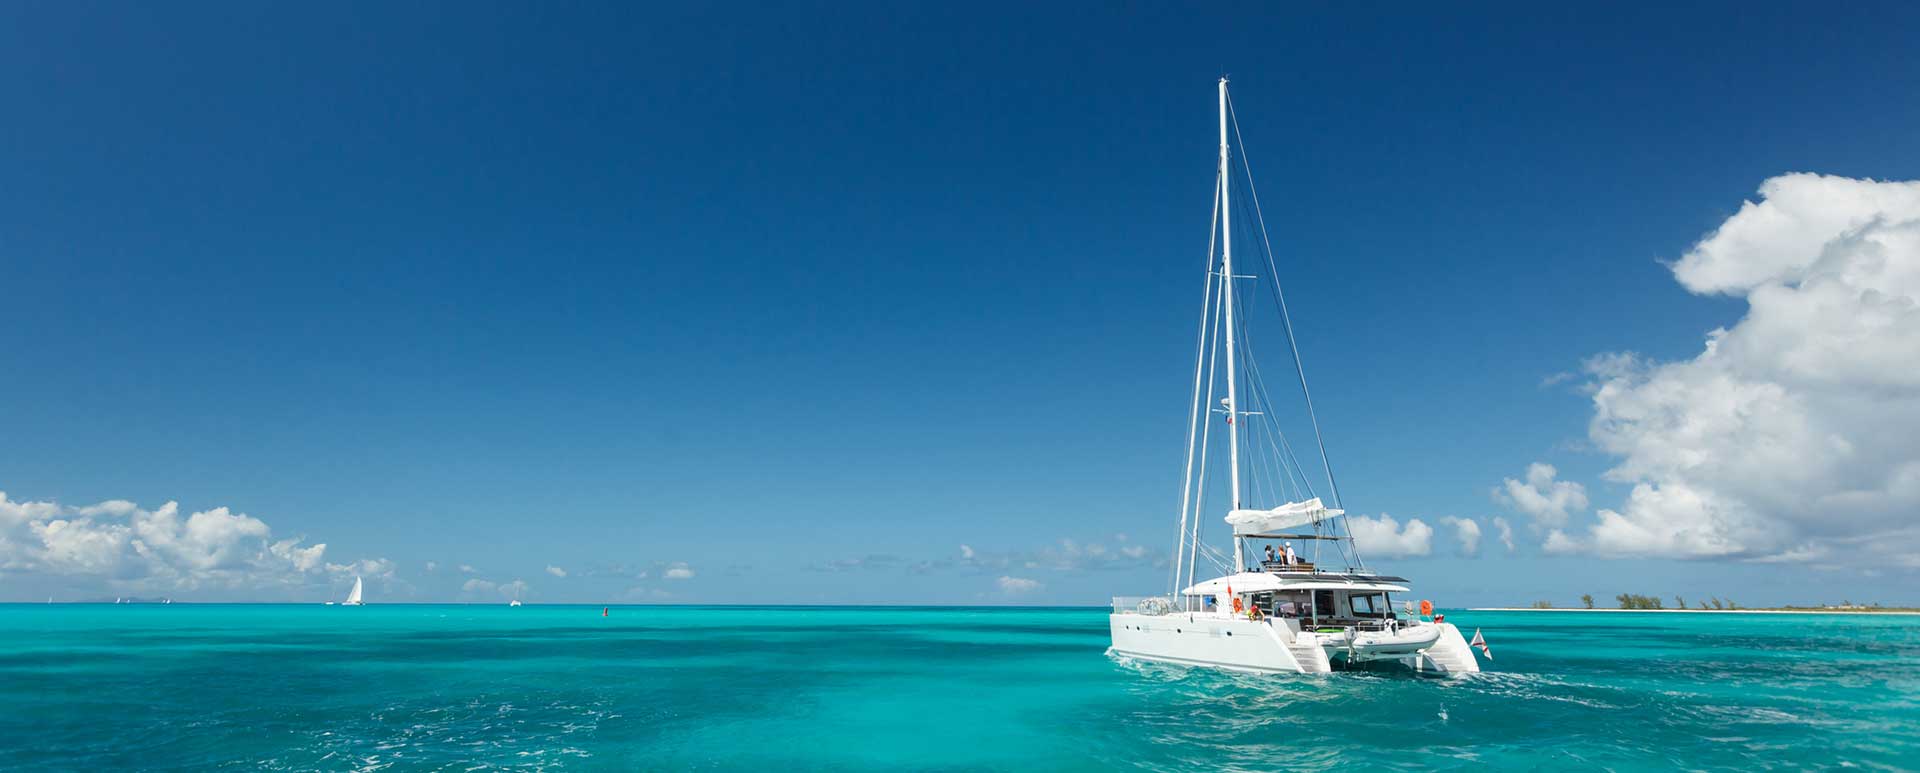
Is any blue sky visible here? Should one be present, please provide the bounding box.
[4,3,1919,605]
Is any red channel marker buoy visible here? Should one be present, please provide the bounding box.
[602,607,608,617]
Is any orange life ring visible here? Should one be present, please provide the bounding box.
[1419,599,1434,617]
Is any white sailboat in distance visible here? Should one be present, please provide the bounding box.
[1107,79,1485,675]
[341,576,365,606]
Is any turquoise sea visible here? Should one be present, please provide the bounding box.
[2,605,1916,771]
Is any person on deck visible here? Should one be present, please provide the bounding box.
[1283,542,1296,566]
[1264,544,1276,564]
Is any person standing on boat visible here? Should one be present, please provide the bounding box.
[1264,544,1276,565]
[1283,542,1296,567]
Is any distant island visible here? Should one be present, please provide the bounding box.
[1475,594,1919,614]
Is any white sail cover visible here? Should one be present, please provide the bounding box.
[1225,498,1344,535]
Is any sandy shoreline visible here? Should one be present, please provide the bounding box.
[1470,607,1920,615]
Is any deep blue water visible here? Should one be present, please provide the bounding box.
[1,605,1916,770]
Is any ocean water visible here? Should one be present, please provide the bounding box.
[1,605,1916,771]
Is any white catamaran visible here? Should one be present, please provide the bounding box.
[1108,79,1483,676]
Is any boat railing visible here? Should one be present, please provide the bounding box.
[1112,596,1178,615]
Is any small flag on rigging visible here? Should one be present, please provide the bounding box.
[1469,628,1491,659]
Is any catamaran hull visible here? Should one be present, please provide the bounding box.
[1111,614,1313,673]
[1109,615,1480,675]
[1404,623,1480,674]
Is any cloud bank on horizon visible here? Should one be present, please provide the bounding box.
[1345,514,1434,559]
[1531,173,1920,568]
[0,490,388,596]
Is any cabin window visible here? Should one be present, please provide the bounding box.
[1350,593,1386,618]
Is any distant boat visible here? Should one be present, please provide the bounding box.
[509,599,523,607]
[342,576,366,606]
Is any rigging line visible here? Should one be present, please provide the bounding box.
[1225,94,1356,574]
[1196,541,1234,575]
[1238,254,1280,543]
[1228,279,1266,507]
[1231,291,1304,504]
[1258,403,1302,502]
[1200,544,1233,572]
[1235,305,1280,510]
[1188,263,1226,592]
[1222,160,1308,506]
[1253,362,1315,501]
[1258,409,1301,503]
[1226,255,1261,565]
[1237,318,1317,502]
[1171,172,1223,596]
[1226,92,1346,514]
[1228,312,1336,552]
[1236,323,1260,508]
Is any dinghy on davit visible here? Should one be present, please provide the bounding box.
[1107,80,1485,676]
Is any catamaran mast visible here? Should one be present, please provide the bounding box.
[1218,77,1243,573]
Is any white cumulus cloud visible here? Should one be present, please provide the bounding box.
[326,557,396,580]
[0,489,381,595]
[1555,173,1920,566]
[1491,517,1515,553]
[996,576,1041,594]
[545,565,567,578]
[1346,514,1433,558]
[1493,463,1589,528]
[663,563,694,580]
[1438,517,1482,556]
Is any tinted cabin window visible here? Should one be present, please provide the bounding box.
[1313,590,1335,617]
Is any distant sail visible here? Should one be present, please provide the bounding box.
[344,576,365,605]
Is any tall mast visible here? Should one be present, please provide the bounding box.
[1219,77,1243,573]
